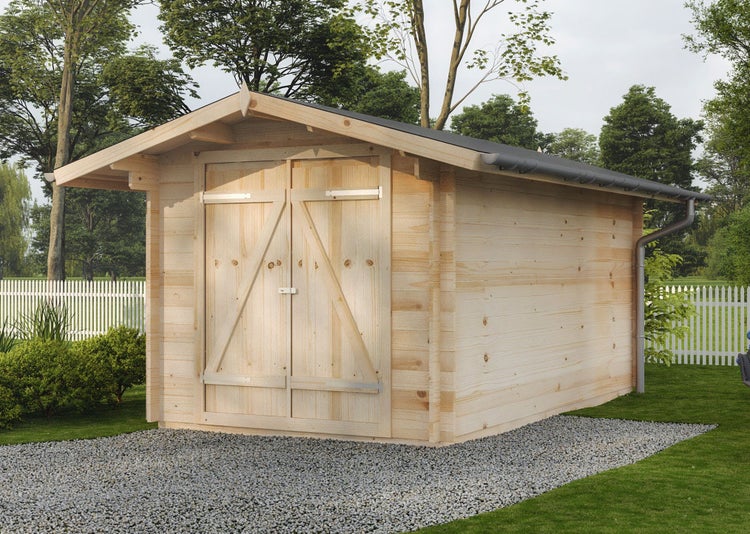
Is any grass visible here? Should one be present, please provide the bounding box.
[0,384,156,446]
[419,364,750,533]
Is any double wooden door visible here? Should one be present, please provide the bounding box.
[201,152,390,437]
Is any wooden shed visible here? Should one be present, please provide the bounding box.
[54,87,707,444]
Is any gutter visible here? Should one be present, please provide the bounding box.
[635,198,696,393]
[480,152,712,202]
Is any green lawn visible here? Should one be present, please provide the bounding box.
[419,364,750,533]
[0,384,156,446]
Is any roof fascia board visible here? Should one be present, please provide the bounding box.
[54,93,242,186]
[246,92,483,171]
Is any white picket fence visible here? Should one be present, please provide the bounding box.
[0,279,747,364]
[651,285,750,366]
[0,279,145,340]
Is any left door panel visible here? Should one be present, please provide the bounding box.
[203,160,290,418]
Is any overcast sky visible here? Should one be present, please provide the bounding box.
[0,0,731,137]
[128,0,729,137]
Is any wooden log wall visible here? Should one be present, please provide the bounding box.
[451,169,640,441]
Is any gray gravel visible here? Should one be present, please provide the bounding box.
[0,415,713,533]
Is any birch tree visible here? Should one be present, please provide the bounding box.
[357,0,565,129]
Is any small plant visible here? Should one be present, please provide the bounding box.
[0,319,17,353]
[16,300,71,342]
[644,247,694,365]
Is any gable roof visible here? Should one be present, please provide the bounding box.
[54,86,711,202]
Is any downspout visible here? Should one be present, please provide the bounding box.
[635,198,696,393]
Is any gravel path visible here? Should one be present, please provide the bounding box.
[0,416,713,533]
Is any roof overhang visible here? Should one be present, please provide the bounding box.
[54,85,711,204]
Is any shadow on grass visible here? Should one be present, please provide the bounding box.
[0,384,156,446]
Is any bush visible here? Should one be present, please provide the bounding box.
[77,326,146,404]
[644,248,694,365]
[0,325,146,429]
[0,383,21,429]
[1,339,77,417]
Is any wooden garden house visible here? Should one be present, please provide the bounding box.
[53,87,709,445]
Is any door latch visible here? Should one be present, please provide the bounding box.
[278,287,298,295]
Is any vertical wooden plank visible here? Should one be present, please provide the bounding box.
[145,186,163,423]
[427,172,441,444]
[378,153,392,437]
[438,165,456,444]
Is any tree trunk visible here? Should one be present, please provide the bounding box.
[47,182,66,280]
[47,26,76,281]
[434,0,469,131]
[409,0,430,128]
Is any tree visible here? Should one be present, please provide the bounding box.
[158,0,371,103]
[323,68,421,124]
[44,0,140,280]
[686,0,750,215]
[599,85,703,222]
[600,85,702,194]
[599,85,704,272]
[0,0,195,279]
[546,128,600,165]
[449,94,543,149]
[706,204,750,285]
[0,163,31,278]
[358,0,566,129]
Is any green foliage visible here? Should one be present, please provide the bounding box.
[0,163,31,278]
[450,94,544,149]
[706,204,750,285]
[686,1,750,268]
[600,85,703,193]
[356,0,566,129]
[0,384,154,445]
[325,68,421,124]
[0,0,194,278]
[0,339,80,417]
[644,248,694,365]
[0,383,21,429]
[0,325,147,428]
[100,45,197,129]
[15,300,70,342]
[0,318,17,353]
[158,0,370,103]
[76,326,146,404]
[599,85,704,264]
[31,189,146,280]
[546,128,600,165]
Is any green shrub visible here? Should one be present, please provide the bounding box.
[78,326,146,404]
[1,339,107,417]
[2,339,73,417]
[0,383,21,429]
